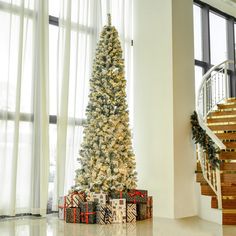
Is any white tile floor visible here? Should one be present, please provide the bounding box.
[0,214,236,236]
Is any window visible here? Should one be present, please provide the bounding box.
[209,12,227,65]
[194,66,203,100]
[235,23,236,62]
[193,1,236,99]
[0,0,133,216]
[193,5,202,61]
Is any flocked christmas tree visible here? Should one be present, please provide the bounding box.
[74,14,137,194]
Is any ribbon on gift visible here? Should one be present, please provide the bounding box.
[73,208,76,223]
[80,203,96,224]
[128,190,147,203]
[80,212,96,224]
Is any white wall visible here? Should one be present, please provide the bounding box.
[172,0,197,218]
[133,0,196,218]
[133,0,174,218]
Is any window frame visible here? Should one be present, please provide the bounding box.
[194,0,236,97]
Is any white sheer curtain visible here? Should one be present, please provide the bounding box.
[0,0,133,215]
[0,0,49,216]
[52,0,133,210]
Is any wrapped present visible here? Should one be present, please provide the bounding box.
[110,191,128,200]
[147,196,153,219]
[66,191,85,208]
[126,203,136,223]
[80,201,97,224]
[66,208,80,223]
[91,192,107,205]
[127,189,148,204]
[96,204,112,224]
[137,203,147,221]
[110,199,126,223]
[58,196,66,220]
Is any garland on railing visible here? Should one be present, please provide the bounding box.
[191,111,220,169]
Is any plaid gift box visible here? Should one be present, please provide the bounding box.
[80,201,97,224]
[126,203,136,223]
[137,203,147,221]
[58,196,66,220]
[127,189,148,204]
[110,191,128,200]
[91,192,107,205]
[66,208,80,223]
[66,191,85,208]
[96,204,112,224]
[110,199,126,224]
[147,196,153,219]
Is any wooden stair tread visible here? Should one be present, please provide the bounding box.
[210,110,236,117]
[208,117,236,123]
[223,214,236,225]
[208,124,236,131]
[221,162,236,171]
[221,173,236,184]
[196,173,207,184]
[196,98,236,224]
[227,98,236,103]
[201,184,216,196]
[223,142,236,148]
[222,186,236,196]
[212,197,236,209]
[211,197,218,209]
[218,104,236,109]
[220,152,236,160]
[215,133,236,140]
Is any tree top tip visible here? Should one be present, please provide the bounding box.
[107,13,111,26]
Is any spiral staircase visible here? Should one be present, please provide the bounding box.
[195,60,236,225]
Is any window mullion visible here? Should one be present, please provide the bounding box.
[201,5,211,72]
[227,17,236,97]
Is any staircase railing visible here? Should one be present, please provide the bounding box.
[196,60,234,209]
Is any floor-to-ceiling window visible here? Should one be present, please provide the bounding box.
[193,0,236,99]
[0,0,133,216]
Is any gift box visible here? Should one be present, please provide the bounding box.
[66,208,80,223]
[137,203,147,221]
[126,203,136,223]
[110,199,126,223]
[127,189,148,204]
[58,196,66,220]
[66,191,85,208]
[147,196,153,219]
[110,191,128,200]
[96,204,113,224]
[91,192,107,205]
[80,201,97,224]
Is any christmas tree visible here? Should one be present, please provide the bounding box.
[74,14,137,194]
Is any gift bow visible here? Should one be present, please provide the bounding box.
[128,190,146,198]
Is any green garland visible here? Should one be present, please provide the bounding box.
[191,111,220,169]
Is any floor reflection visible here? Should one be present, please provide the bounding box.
[1,214,236,236]
[0,215,153,236]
